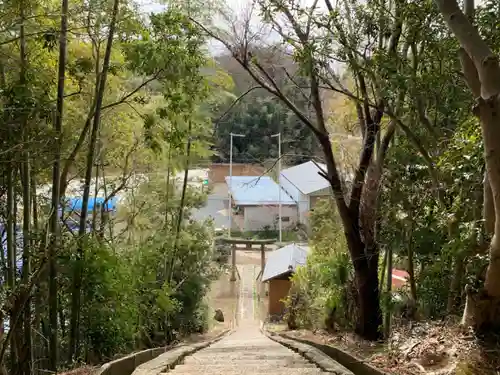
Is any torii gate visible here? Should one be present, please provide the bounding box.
[220,238,276,282]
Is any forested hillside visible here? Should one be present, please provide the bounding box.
[211,48,322,166]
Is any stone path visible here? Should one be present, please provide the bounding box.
[165,265,333,375]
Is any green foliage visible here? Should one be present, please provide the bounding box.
[212,52,319,166]
[79,243,138,360]
[379,97,484,319]
[54,172,218,363]
[284,199,356,330]
[0,0,224,371]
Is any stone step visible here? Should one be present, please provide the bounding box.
[154,264,340,375]
[185,356,308,362]
[168,368,325,375]
[189,351,301,357]
[181,361,317,368]
[175,363,317,370]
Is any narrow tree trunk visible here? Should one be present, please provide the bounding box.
[447,254,465,313]
[164,147,172,228]
[6,166,17,374]
[384,243,392,338]
[19,3,33,370]
[92,160,100,235]
[30,174,38,232]
[407,232,418,304]
[170,121,193,281]
[48,0,70,369]
[69,0,121,361]
[380,249,388,289]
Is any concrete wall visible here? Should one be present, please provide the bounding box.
[209,164,266,184]
[268,279,291,317]
[242,205,298,232]
[96,347,166,375]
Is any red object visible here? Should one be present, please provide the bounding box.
[391,269,409,289]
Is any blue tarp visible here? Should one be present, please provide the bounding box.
[63,196,118,212]
[0,196,118,279]
[0,224,24,273]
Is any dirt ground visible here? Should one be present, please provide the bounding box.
[266,320,500,375]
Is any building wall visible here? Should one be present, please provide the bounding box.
[298,191,310,226]
[268,279,292,317]
[209,163,266,184]
[279,175,310,226]
[279,174,300,202]
[309,186,332,197]
[242,205,298,232]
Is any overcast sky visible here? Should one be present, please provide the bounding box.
[135,0,486,57]
[134,0,279,55]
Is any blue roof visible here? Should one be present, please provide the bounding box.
[225,176,295,206]
[63,196,117,212]
[262,243,309,282]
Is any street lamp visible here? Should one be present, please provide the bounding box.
[271,133,282,243]
[228,132,245,237]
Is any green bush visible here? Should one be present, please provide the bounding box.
[284,199,357,331]
[56,175,219,363]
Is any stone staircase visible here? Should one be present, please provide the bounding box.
[136,263,350,375]
[162,265,333,375]
[166,325,326,375]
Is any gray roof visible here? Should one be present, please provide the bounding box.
[280,161,330,195]
[262,243,310,282]
[225,176,295,206]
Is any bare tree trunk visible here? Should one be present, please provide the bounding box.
[483,170,494,236]
[170,121,193,281]
[164,146,172,228]
[384,245,392,339]
[407,230,418,304]
[6,165,17,374]
[436,0,500,329]
[380,249,388,289]
[92,158,100,235]
[19,2,33,371]
[48,0,70,369]
[447,254,465,313]
[69,0,121,361]
[30,174,38,232]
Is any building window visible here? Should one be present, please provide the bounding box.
[282,216,290,222]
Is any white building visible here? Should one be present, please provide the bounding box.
[279,161,332,227]
[225,176,298,232]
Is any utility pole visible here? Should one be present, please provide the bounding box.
[228,132,245,237]
[271,133,282,243]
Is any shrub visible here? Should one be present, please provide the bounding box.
[284,199,357,331]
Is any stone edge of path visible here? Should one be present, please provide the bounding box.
[94,329,233,375]
[261,327,354,375]
[261,325,387,375]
